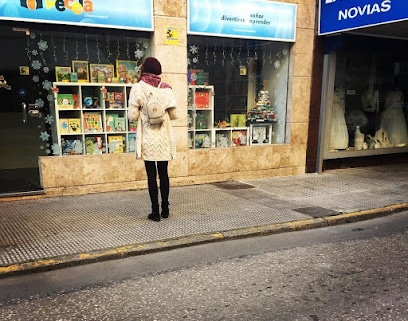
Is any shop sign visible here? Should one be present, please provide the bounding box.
[0,0,153,31]
[319,0,408,35]
[187,0,297,42]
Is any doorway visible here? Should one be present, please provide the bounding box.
[0,26,45,196]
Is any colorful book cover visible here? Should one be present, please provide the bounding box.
[114,117,125,131]
[108,135,124,153]
[68,118,81,133]
[59,118,69,134]
[85,136,103,155]
[83,112,103,133]
[232,130,247,146]
[61,138,82,155]
[105,113,118,132]
[57,94,75,109]
[128,120,137,132]
[195,91,209,108]
[128,133,136,152]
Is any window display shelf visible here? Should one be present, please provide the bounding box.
[51,82,136,155]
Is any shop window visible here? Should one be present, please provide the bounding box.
[329,52,408,152]
[187,36,290,148]
[11,26,151,156]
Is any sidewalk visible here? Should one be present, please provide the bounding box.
[0,163,407,278]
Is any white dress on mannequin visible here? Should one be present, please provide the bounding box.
[380,90,408,146]
[329,87,349,150]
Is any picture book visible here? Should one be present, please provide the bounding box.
[195,91,210,108]
[232,130,247,146]
[105,92,124,109]
[128,133,136,152]
[57,94,76,109]
[59,118,69,134]
[114,117,126,132]
[85,136,103,155]
[108,135,124,153]
[68,118,81,133]
[128,120,137,132]
[61,138,82,155]
[83,112,103,133]
[105,113,119,132]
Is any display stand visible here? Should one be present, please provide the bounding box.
[52,82,135,155]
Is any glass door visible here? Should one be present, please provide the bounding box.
[0,26,46,196]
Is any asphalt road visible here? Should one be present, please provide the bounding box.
[0,211,407,320]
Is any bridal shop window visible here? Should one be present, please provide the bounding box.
[328,51,408,153]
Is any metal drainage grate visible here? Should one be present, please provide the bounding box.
[293,206,340,218]
[211,181,255,190]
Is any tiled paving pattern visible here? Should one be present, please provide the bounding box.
[0,164,407,267]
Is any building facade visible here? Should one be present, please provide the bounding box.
[0,0,318,199]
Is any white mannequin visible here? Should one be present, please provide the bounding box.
[380,90,408,146]
[329,87,349,150]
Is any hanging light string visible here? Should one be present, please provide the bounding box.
[63,36,69,65]
[205,38,209,66]
[96,36,100,63]
[26,35,32,61]
[85,34,90,62]
[106,36,112,64]
[126,37,130,60]
[75,36,79,60]
[116,37,120,61]
[52,34,57,62]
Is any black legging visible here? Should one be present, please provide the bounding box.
[144,160,169,213]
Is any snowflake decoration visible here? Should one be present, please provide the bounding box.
[32,75,40,82]
[40,131,50,141]
[42,80,52,90]
[143,42,149,49]
[30,33,36,39]
[35,98,45,108]
[51,143,61,155]
[282,49,288,56]
[43,66,49,73]
[189,45,199,54]
[32,60,41,70]
[32,49,38,56]
[44,114,54,125]
[134,48,144,59]
[274,60,281,69]
[192,57,199,64]
[47,94,54,102]
[38,40,48,51]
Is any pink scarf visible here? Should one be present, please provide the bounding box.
[140,73,171,88]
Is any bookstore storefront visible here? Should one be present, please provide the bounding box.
[1,0,315,199]
[317,0,408,171]
[0,0,152,196]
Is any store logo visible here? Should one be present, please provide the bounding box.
[325,0,336,3]
[20,0,94,14]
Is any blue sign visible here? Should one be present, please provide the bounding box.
[319,0,408,35]
[188,0,297,42]
[0,0,153,31]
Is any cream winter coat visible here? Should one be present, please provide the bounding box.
[128,81,178,161]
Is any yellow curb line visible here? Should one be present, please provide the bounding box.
[1,204,406,278]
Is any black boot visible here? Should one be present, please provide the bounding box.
[148,212,160,221]
[148,203,160,221]
[161,202,169,218]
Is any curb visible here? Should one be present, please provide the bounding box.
[1,203,407,279]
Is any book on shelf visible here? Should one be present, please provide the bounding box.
[128,120,137,132]
[85,136,103,155]
[232,130,247,146]
[195,91,210,108]
[57,94,79,109]
[114,117,126,132]
[83,112,103,133]
[105,113,119,132]
[105,92,124,109]
[68,118,81,133]
[61,138,82,155]
[59,118,69,134]
[108,135,124,153]
[128,133,136,152]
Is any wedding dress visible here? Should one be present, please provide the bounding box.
[329,88,349,150]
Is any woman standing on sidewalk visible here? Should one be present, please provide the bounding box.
[128,57,178,221]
